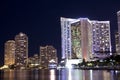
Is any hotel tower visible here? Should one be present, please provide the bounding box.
[61,17,111,61]
[61,17,92,61]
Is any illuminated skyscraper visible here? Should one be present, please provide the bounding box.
[40,45,58,69]
[15,32,28,68]
[61,17,92,61]
[4,40,15,66]
[61,17,111,61]
[117,11,120,54]
[115,32,120,55]
[91,21,112,58]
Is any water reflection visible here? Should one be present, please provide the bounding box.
[3,70,15,80]
[50,69,56,80]
[1,69,120,80]
[59,69,82,80]
[59,69,120,80]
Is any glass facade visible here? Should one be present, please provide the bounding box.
[71,21,81,58]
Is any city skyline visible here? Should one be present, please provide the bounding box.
[0,0,120,65]
[2,32,58,69]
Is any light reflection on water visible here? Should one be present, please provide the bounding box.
[1,69,120,80]
[50,69,56,80]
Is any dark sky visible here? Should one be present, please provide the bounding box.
[0,0,120,65]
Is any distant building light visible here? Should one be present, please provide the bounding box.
[49,59,56,63]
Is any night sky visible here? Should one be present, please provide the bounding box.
[0,0,120,65]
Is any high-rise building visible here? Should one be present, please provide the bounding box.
[4,40,15,66]
[91,21,112,58]
[61,17,112,61]
[117,11,120,54]
[115,32,120,55]
[15,32,28,68]
[28,54,40,68]
[40,45,57,69]
[61,17,92,61]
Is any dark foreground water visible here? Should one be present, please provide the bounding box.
[1,69,120,80]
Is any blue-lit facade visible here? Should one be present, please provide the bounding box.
[91,21,112,58]
[61,17,75,59]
